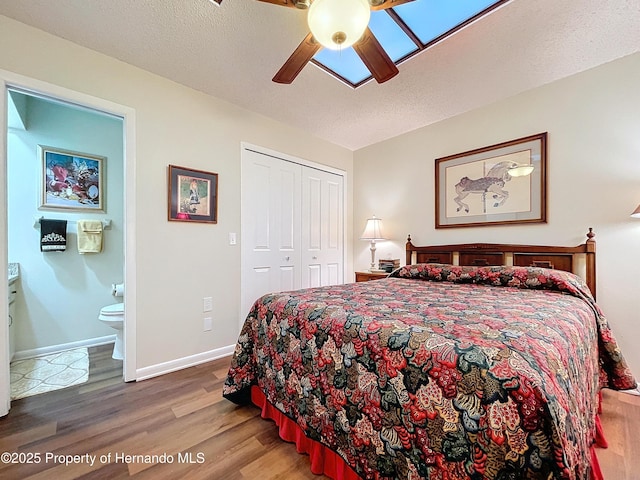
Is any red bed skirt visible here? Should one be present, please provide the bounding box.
[250,385,607,480]
[251,385,361,480]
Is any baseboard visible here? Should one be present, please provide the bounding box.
[135,345,235,381]
[13,335,116,361]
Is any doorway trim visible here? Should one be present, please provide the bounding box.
[0,69,137,416]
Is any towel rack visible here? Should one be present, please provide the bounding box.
[34,217,112,230]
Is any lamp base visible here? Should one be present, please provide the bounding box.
[368,268,387,273]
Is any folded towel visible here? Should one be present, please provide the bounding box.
[77,220,103,254]
[40,219,67,252]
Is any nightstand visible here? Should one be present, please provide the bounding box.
[355,271,389,282]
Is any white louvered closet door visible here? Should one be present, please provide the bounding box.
[241,146,344,325]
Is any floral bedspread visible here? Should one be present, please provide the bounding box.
[223,264,636,480]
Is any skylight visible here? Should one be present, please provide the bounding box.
[311,0,509,88]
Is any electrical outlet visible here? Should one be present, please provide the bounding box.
[203,297,213,312]
[203,317,212,331]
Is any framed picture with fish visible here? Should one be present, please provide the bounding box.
[39,146,106,212]
[167,165,218,224]
[435,133,547,228]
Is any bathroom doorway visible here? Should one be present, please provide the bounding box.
[0,72,137,416]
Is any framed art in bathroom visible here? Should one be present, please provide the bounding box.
[39,145,106,212]
[168,165,218,224]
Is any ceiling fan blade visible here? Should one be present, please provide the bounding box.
[352,28,399,84]
[370,0,415,11]
[256,0,305,8]
[273,33,321,84]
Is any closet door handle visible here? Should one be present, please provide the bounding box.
[284,256,290,262]
[8,315,12,327]
[312,256,318,260]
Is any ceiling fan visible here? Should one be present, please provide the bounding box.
[256,0,415,84]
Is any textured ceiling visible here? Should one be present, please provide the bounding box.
[0,0,638,150]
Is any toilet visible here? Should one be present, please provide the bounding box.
[99,303,124,360]
[99,282,124,360]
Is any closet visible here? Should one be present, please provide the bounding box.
[240,146,345,322]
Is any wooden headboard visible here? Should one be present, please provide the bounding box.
[406,228,597,298]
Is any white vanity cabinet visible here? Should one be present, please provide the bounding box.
[8,263,19,362]
[8,281,17,362]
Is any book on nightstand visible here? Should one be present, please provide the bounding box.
[378,259,400,273]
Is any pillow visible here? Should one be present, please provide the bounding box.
[390,263,594,300]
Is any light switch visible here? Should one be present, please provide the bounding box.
[203,297,213,312]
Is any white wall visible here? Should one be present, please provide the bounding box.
[354,52,640,380]
[0,15,354,371]
[8,93,123,352]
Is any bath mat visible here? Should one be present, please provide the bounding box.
[10,347,89,400]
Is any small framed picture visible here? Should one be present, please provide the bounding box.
[40,146,105,212]
[168,165,218,223]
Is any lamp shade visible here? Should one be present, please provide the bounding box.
[307,0,370,50]
[631,204,640,218]
[360,215,385,241]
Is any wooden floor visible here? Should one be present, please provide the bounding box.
[0,345,638,479]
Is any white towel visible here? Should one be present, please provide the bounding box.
[77,220,103,254]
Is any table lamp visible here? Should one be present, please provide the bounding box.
[360,215,386,272]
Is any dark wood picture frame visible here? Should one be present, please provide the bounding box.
[435,133,547,228]
[168,165,218,224]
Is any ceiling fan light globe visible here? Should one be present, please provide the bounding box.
[307,0,370,50]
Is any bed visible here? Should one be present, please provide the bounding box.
[223,229,636,480]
